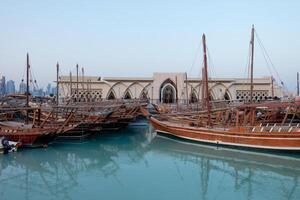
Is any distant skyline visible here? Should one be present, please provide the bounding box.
[0,0,299,92]
[0,76,56,96]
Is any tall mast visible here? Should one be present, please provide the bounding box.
[70,71,73,98]
[250,25,255,103]
[26,53,30,124]
[56,62,59,106]
[202,34,211,126]
[87,79,92,102]
[76,64,79,101]
[271,76,274,98]
[87,79,90,102]
[175,76,178,103]
[297,72,299,96]
[81,67,85,92]
[201,67,205,108]
[185,72,189,105]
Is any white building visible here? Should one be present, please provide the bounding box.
[58,73,283,103]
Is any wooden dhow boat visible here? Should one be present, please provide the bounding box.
[150,110,300,151]
[0,54,57,148]
[150,29,300,152]
[0,121,57,148]
[34,100,142,140]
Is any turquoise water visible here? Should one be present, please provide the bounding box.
[1,123,300,200]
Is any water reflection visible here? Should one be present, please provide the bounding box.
[150,135,300,200]
[0,126,154,200]
[0,124,300,200]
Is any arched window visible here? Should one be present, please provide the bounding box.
[190,92,198,103]
[224,92,230,101]
[159,79,177,103]
[140,91,148,100]
[107,91,116,100]
[124,91,132,99]
[161,84,176,103]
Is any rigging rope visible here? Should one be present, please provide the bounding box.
[254,30,285,88]
[187,40,202,77]
[206,45,215,80]
[241,41,252,92]
[21,64,26,85]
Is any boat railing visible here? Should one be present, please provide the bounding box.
[150,98,290,114]
[245,123,300,133]
[150,99,247,113]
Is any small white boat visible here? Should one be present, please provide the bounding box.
[0,137,19,154]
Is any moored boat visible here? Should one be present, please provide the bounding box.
[150,29,300,152]
[0,122,57,148]
[150,115,300,151]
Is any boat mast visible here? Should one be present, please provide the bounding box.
[76,64,79,101]
[70,71,73,99]
[185,72,189,106]
[87,79,90,102]
[56,62,59,106]
[202,34,212,126]
[271,76,274,98]
[297,72,299,96]
[81,67,85,92]
[26,53,30,124]
[201,67,205,108]
[250,25,255,103]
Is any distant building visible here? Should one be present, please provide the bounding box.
[51,86,57,97]
[0,76,6,95]
[6,80,16,94]
[32,87,44,97]
[46,83,52,96]
[19,81,26,94]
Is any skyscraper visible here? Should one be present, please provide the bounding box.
[6,80,16,94]
[51,86,57,97]
[0,76,6,95]
[19,80,26,94]
[46,83,52,96]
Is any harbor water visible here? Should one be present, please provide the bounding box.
[1,123,300,200]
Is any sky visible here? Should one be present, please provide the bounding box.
[0,0,299,91]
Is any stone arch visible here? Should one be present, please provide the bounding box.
[160,79,177,103]
[209,82,232,100]
[123,90,133,99]
[109,81,128,89]
[190,90,198,103]
[140,83,151,98]
[224,91,231,101]
[161,84,176,103]
[209,90,216,101]
[138,83,151,100]
[193,83,203,101]
[140,91,148,100]
[108,81,128,98]
[125,81,144,98]
[107,89,116,100]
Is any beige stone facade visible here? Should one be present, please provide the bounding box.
[58,73,283,103]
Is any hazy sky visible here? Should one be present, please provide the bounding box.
[0,0,299,91]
